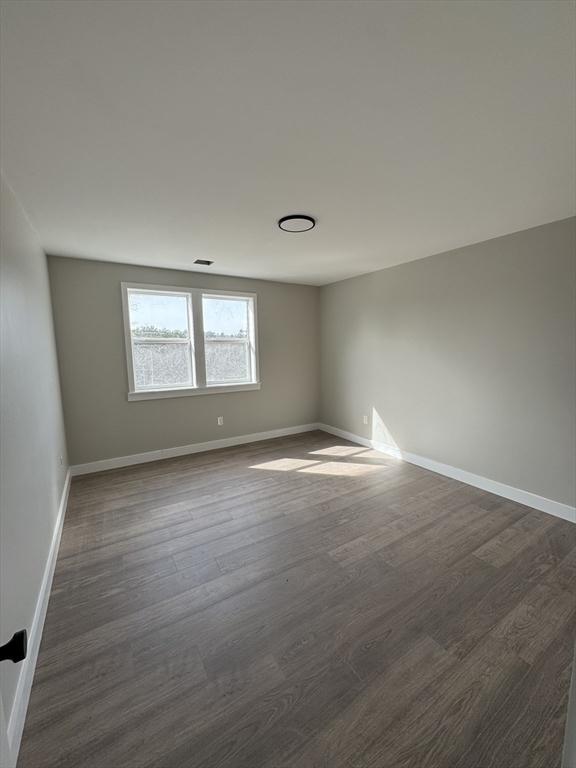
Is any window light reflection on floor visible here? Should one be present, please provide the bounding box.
[299,461,385,476]
[249,453,386,476]
[249,458,321,471]
[308,445,366,457]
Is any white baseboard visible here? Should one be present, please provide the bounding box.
[5,469,71,768]
[318,423,576,524]
[70,424,320,476]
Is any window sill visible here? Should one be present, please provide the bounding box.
[127,382,261,401]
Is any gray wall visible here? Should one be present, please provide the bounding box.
[320,218,576,507]
[0,178,68,724]
[48,257,320,465]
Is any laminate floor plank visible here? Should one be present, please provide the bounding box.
[41,556,223,648]
[431,521,576,658]
[352,636,529,768]
[451,633,575,768]
[377,501,526,568]
[342,553,496,681]
[281,636,455,768]
[473,510,559,567]
[17,431,575,768]
[491,579,575,664]
[50,551,178,598]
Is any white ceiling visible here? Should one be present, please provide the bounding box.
[1,0,574,286]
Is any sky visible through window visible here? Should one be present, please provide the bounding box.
[129,293,189,336]
[129,293,249,337]
[203,297,248,338]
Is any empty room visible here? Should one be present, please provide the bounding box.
[1,1,575,766]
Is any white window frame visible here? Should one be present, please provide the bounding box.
[122,282,261,401]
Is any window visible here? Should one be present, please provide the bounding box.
[203,295,254,384]
[127,290,194,391]
[122,283,259,400]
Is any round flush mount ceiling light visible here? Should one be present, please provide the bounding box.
[278,214,316,233]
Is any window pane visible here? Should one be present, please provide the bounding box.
[129,292,190,339]
[133,343,192,389]
[203,297,249,339]
[202,296,253,384]
[205,341,250,383]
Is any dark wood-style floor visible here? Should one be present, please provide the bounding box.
[19,431,576,768]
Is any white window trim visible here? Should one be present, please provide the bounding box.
[121,282,261,401]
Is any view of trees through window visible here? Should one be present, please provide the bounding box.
[132,325,188,338]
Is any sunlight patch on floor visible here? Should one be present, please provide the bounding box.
[249,458,321,471]
[298,461,385,477]
[308,445,367,457]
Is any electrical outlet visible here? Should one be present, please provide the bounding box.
[59,456,64,466]
[217,416,224,426]
[362,415,369,425]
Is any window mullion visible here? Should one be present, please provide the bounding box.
[192,289,207,388]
